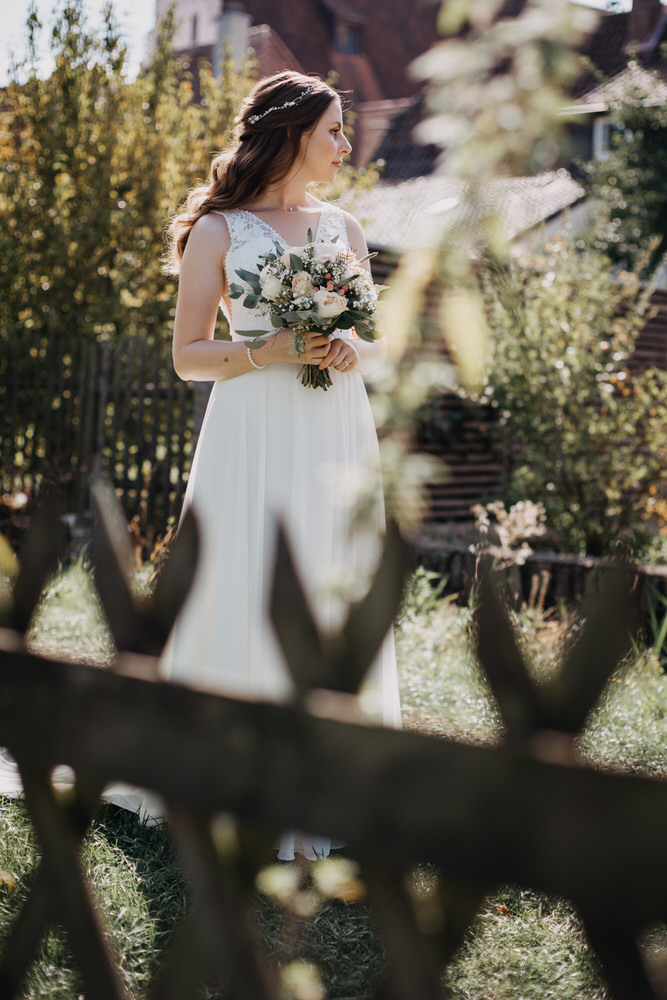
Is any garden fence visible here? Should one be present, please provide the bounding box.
[0,486,665,1000]
[2,285,666,536]
[1,329,195,534]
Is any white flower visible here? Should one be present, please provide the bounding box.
[279,245,308,266]
[258,265,285,301]
[291,270,315,297]
[313,288,348,318]
[315,243,339,263]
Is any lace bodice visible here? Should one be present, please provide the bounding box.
[214,203,352,340]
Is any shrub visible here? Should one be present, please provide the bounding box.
[475,239,667,556]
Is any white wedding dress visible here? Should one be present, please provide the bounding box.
[0,203,401,859]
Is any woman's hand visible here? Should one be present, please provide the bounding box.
[266,328,332,367]
[319,337,359,372]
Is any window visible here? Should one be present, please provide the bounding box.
[334,21,360,55]
[592,115,627,160]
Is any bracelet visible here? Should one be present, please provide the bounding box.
[246,345,266,370]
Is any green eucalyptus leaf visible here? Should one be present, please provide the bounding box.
[228,282,245,299]
[236,268,262,294]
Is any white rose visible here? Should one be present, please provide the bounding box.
[280,245,308,266]
[313,288,348,319]
[258,266,285,301]
[291,271,315,297]
[315,243,339,263]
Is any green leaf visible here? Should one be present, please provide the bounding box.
[276,309,321,323]
[243,293,260,309]
[289,254,304,271]
[228,282,245,299]
[235,268,262,294]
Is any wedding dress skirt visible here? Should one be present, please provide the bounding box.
[0,204,401,860]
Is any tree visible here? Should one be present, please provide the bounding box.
[583,62,667,276]
[0,1,251,350]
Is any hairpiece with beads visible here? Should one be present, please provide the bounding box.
[240,85,317,125]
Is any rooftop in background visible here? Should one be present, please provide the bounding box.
[149,0,440,167]
[146,0,667,176]
[340,170,585,253]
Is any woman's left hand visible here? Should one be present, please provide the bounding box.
[319,338,359,371]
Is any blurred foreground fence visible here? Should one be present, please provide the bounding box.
[0,485,666,999]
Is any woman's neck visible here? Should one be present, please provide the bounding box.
[247,180,314,213]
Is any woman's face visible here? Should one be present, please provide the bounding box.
[299,99,352,183]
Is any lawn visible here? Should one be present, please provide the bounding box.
[0,561,666,998]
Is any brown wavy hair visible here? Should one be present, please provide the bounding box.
[165,71,339,273]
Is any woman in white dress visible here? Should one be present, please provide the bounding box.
[0,72,400,857]
[160,71,401,857]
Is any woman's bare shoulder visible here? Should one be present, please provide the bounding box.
[190,210,231,245]
[182,211,231,266]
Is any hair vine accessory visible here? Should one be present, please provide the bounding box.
[245,85,317,125]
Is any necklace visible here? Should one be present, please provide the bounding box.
[254,202,306,213]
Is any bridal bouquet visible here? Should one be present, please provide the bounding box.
[228,232,383,389]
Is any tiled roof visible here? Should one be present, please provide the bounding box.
[237,0,439,102]
[371,94,439,181]
[353,98,415,169]
[330,50,384,104]
[340,169,584,252]
[576,0,667,94]
[575,63,667,109]
[246,25,304,77]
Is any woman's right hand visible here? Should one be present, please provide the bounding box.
[265,328,331,367]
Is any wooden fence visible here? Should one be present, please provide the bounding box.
[2,284,666,537]
[1,329,195,534]
[0,489,666,999]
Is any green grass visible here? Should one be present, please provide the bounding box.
[0,561,666,998]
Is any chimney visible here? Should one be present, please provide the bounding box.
[214,1,252,73]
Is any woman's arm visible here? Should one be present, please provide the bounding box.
[319,211,388,375]
[172,214,329,381]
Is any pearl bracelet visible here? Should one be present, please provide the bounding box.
[246,345,266,370]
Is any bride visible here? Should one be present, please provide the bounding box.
[0,71,401,859]
[161,71,402,857]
